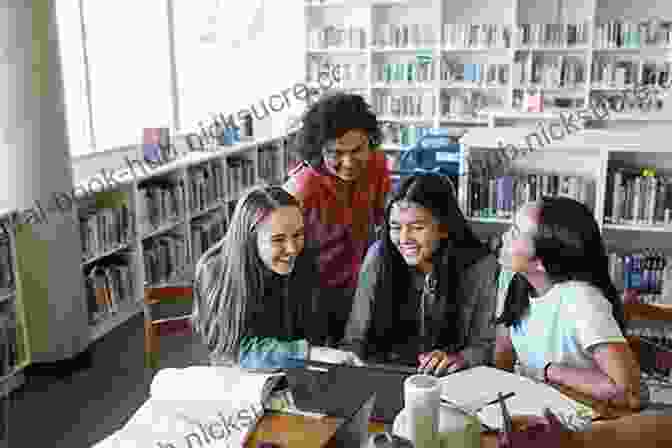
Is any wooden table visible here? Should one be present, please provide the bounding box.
[245,383,636,448]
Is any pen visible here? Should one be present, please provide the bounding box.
[499,392,513,440]
[440,392,516,412]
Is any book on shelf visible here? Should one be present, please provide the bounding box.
[605,169,672,226]
[258,142,283,185]
[443,24,511,49]
[85,262,135,325]
[138,179,186,234]
[608,250,671,303]
[0,312,18,378]
[79,205,134,261]
[467,172,595,219]
[143,234,187,286]
[516,23,588,48]
[189,162,225,214]
[595,20,672,49]
[373,23,436,48]
[226,157,256,199]
[191,212,227,265]
[0,225,14,296]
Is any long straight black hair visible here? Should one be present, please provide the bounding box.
[369,173,491,350]
[497,197,626,332]
[192,185,316,361]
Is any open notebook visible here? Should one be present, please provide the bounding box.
[92,367,285,447]
[440,366,596,431]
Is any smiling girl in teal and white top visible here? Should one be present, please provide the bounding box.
[494,197,642,410]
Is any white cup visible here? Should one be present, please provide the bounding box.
[394,405,481,448]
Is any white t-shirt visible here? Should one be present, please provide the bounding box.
[509,281,627,373]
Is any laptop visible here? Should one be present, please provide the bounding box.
[284,361,415,424]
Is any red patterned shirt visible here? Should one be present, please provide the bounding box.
[284,150,392,289]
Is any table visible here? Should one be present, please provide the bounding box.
[245,378,637,448]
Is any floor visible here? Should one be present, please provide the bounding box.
[10,314,210,448]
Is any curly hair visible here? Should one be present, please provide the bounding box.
[294,92,382,167]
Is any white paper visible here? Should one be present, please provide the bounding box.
[440,366,595,430]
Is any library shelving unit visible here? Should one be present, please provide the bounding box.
[0,211,29,397]
[71,135,292,345]
[460,126,672,320]
[305,0,672,134]
[0,209,31,446]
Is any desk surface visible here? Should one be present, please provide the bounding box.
[246,369,636,448]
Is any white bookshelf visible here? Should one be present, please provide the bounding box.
[460,127,672,255]
[69,136,293,343]
[305,0,672,132]
[0,209,27,448]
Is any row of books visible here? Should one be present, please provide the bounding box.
[84,263,135,324]
[191,212,227,266]
[591,59,672,89]
[374,61,434,84]
[373,93,435,118]
[595,20,672,50]
[226,158,256,199]
[443,24,512,49]
[380,123,434,147]
[79,205,134,261]
[439,91,492,117]
[307,59,368,84]
[258,144,283,185]
[466,174,595,219]
[516,23,589,48]
[605,171,672,226]
[608,250,671,294]
[629,327,672,349]
[441,61,509,85]
[308,26,367,49]
[0,312,18,377]
[0,226,13,294]
[188,162,225,214]
[373,24,437,49]
[138,181,186,233]
[143,234,188,286]
[514,55,586,88]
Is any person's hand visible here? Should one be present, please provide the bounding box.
[309,346,365,366]
[417,350,466,376]
[497,409,572,448]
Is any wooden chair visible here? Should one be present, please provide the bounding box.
[143,285,194,369]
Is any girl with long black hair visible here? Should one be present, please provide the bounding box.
[341,173,500,375]
[494,197,641,410]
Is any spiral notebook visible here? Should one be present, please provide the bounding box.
[439,366,596,431]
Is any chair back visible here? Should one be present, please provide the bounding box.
[143,285,194,368]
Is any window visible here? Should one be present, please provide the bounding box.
[172,0,306,133]
[55,0,92,158]
[82,0,173,151]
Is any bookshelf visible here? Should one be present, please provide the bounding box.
[461,127,672,326]
[0,210,29,447]
[305,0,672,141]
[69,136,292,344]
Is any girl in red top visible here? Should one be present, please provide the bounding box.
[284,92,392,346]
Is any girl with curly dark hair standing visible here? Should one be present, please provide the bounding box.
[283,92,392,346]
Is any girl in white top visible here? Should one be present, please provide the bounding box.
[494,197,641,410]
